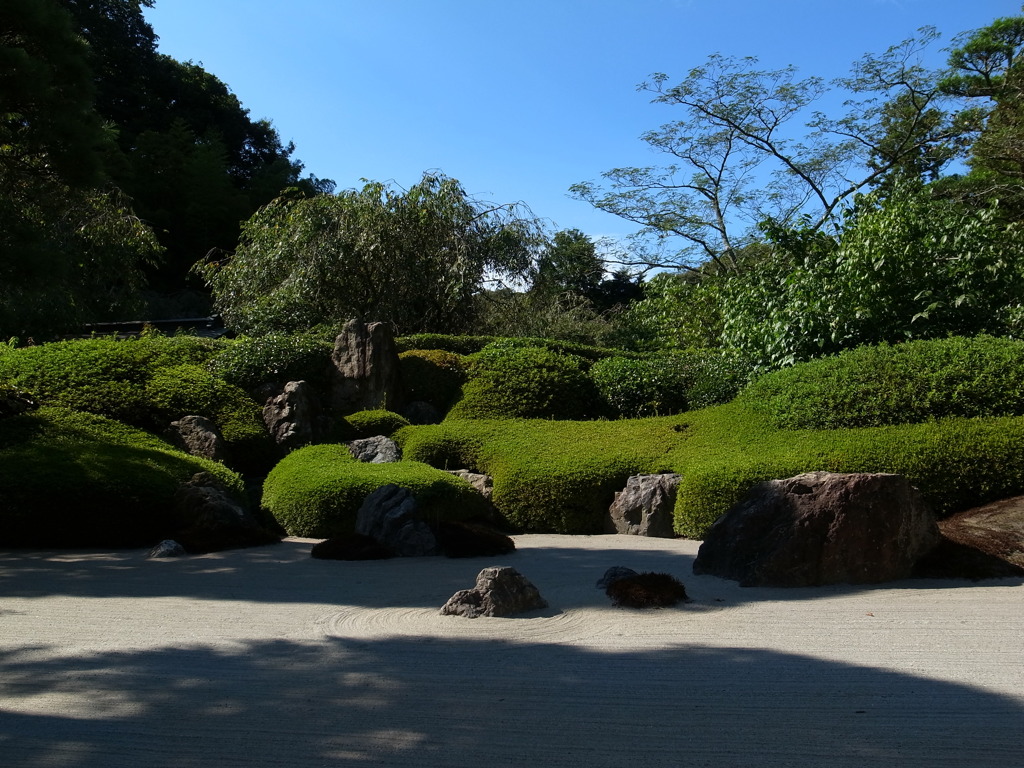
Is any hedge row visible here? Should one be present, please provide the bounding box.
[398,401,1024,538]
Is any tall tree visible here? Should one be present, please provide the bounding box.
[198,172,544,335]
[571,29,964,273]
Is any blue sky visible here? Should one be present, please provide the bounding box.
[144,0,1020,244]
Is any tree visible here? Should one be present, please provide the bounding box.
[571,29,965,273]
[0,0,162,339]
[937,11,1024,217]
[57,0,332,295]
[719,180,1024,369]
[198,172,544,335]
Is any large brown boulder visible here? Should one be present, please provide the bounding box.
[329,319,404,415]
[915,496,1024,579]
[693,472,940,587]
[165,415,228,463]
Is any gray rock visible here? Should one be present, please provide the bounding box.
[595,566,640,589]
[148,539,186,558]
[446,469,494,501]
[693,471,940,587]
[165,415,227,462]
[330,319,404,415]
[263,380,323,450]
[440,566,547,618]
[347,435,401,463]
[354,484,437,557]
[607,473,681,537]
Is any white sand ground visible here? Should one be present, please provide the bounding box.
[0,534,1021,768]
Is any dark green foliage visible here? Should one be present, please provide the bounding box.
[590,349,751,418]
[0,407,244,547]
[395,334,502,355]
[447,346,604,421]
[208,331,334,394]
[739,336,1024,430]
[0,335,275,474]
[0,335,218,424]
[398,349,467,412]
[261,444,489,537]
[338,410,411,440]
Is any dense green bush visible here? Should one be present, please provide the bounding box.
[209,331,334,393]
[261,443,489,537]
[0,335,219,424]
[446,345,604,420]
[0,407,244,547]
[395,334,501,355]
[589,356,690,418]
[740,336,1024,430]
[395,333,629,362]
[398,349,467,412]
[338,409,411,440]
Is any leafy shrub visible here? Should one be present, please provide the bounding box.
[447,346,604,420]
[0,407,244,547]
[261,443,489,537]
[338,409,411,440]
[398,349,467,411]
[0,335,219,424]
[209,331,334,393]
[740,336,1024,430]
[395,334,501,355]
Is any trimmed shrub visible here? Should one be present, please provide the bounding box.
[395,334,500,355]
[209,331,334,393]
[400,398,1024,538]
[395,333,631,362]
[261,444,489,537]
[337,409,412,440]
[591,350,753,419]
[740,336,1024,430]
[0,407,244,547]
[447,346,604,420]
[0,334,219,425]
[398,349,468,412]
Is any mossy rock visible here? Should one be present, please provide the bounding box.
[261,443,490,538]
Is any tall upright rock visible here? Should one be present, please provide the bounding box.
[329,319,404,415]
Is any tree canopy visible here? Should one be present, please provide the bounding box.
[198,173,545,335]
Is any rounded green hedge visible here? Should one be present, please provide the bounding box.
[0,407,245,547]
[337,409,412,440]
[262,444,489,537]
[447,345,604,420]
[208,331,333,394]
[740,336,1024,430]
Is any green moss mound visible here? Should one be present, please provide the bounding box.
[447,345,604,420]
[337,409,411,440]
[399,397,1024,538]
[261,444,489,537]
[0,407,244,547]
[740,336,1024,430]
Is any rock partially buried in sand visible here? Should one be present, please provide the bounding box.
[148,539,186,558]
[440,566,547,618]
